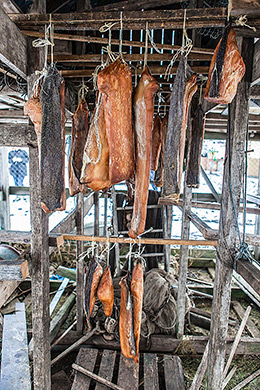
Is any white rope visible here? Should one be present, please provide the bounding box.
[99,22,118,33]
[227,0,232,22]
[164,9,193,81]
[119,11,123,56]
[144,22,149,69]
[146,28,163,54]
[99,21,118,64]
[78,78,88,103]
[235,15,256,32]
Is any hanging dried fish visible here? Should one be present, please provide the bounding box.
[40,65,66,213]
[162,56,197,202]
[24,86,42,148]
[119,272,136,359]
[81,92,111,191]
[204,26,245,104]
[97,266,114,317]
[186,104,206,188]
[129,66,159,239]
[151,114,162,171]
[97,57,134,185]
[84,257,103,325]
[68,98,89,196]
[154,113,168,187]
[131,259,144,364]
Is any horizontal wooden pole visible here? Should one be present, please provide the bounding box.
[22,30,214,55]
[60,65,209,78]
[0,124,37,147]
[58,332,260,355]
[10,8,228,30]
[52,52,212,63]
[59,234,218,246]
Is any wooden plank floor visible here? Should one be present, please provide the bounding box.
[72,348,186,389]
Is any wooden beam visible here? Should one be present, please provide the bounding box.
[0,258,29,281]
[236,258,260,296]
[52,52,212,63]
[252,38,260,86]
[207,37,254,390]
[92,0,186,12]
[22,30,214,55]
[0,124,37,147]
[231,0,260,17]
[0,6,27,79]
[250,84,260,99]
[76,193,85,335]
[59,332,260,356]
[10,8,228,30]
[1,0,22,14]
[60,65,209,78]
[0,303,31,389]
[59,233,218,247]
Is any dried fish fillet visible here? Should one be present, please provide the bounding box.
[84,258,103,325]
[97,266,114,317]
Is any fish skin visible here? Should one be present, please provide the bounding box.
[154,113,168,187]
[129,66,159,239]
[204,27,245,104]
[131,260,144,364]
[97,266,114,317]
[97,57,134,185]
[80,92,111,191]
[40,65,66,213]
[119,273,136,359]
[84,258,103,325]
[151,114,162,171]
[163,56,197,201]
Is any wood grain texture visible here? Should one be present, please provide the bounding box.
[207,37,254,390]
[0,6,27,78]
[144,353,159,390]
[117,354,139,390]
[252,38,260,86]
[164,356,185,390]
[95,350,117,390]
[0,303,31,390]
[0,124,37,147]
[71,348,98,390]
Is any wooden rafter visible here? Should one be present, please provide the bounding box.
[22,30,214,55]
[91,0,187,12]
[9,7,228,30]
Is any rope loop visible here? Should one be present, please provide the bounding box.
[235,15,256,32]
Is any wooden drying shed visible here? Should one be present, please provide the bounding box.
[0,0,260,389]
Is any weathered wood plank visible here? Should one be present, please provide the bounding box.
[117,355,139,390]
[0,6,27,78]
[96,350,117,390]
[0,124,37,147]
[0,147,10,230]
[176,173,192,338]
[236,258,260,295]
[144,353,159,390]
[93,0,186,11]
[0,280,20,308]
[29,144,51,390]
[0,258,29,280]
[10,8,227,30]
[50,292,76,343]
[22,30,214,55]
[58,333,260,355]
[76,193,84,334]
[232,301,260,338]
[252,38,260,86]
[164,356,185,390]
[0,302,31,390]
[207,37,254,390]
[71,348,98,390]
[231,0,260,17]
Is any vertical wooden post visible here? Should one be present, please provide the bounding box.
[112,186,120,275]
[0,146,10,230]
[254,159,260,260]
[176,179,192,338]
[207,37,254,390]
[94,191,99,236]
[29,146,51,390]
[103,192,108,236]
[27,3,49,387]
[76,192,84,334]
[162,205,170,272]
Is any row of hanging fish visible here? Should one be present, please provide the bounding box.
[23,26,245,233]
[24,65,66,214]
[156,25,245,201]
[84,256,143,364]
